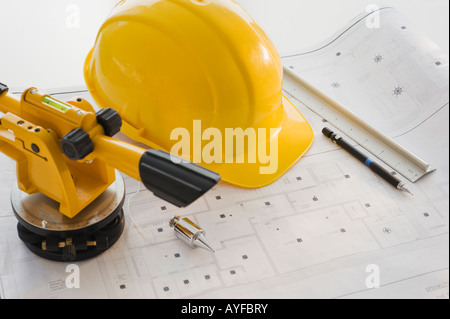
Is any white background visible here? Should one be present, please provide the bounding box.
[0,0,448,299]
[0,0,448,90]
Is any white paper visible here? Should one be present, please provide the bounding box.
[0,8,448,299]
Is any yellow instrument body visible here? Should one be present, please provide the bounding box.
[0,88,145,218]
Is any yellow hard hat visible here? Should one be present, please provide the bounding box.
[84,0,313,188]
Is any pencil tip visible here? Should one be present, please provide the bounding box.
[402,185,414,196]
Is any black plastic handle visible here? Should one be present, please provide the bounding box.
[323,127,367,163]
[322,127,402,188]
[139,150,221,208]
[0,82,8,95]
[368,161,401,188]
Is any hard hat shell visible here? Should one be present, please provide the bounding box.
[84,0,314,188]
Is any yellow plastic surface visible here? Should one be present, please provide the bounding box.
[85,0,314,188]
[0,90,116,218]
[0,89,149,218]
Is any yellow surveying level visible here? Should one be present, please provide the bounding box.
[0,83,220,261]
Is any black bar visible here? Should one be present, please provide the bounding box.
[139,150,221,207]
[0,82,8,95]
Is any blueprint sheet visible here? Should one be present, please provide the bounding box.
[0,8,448,299]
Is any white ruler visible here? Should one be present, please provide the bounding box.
[283,67,436,183]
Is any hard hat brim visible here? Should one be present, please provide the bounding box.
[204,95,314,188]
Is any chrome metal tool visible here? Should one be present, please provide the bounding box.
[170,216,215,253]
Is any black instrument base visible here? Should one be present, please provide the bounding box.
[16,209,124,262]
[11,171,126,262]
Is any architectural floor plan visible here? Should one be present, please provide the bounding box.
[0,8,448,299]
